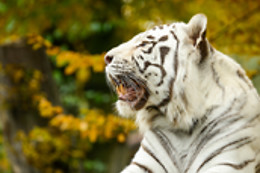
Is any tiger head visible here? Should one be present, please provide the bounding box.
[105,14,228,132]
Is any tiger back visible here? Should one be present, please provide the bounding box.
[105,14,260,173]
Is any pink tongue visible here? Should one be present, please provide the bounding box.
[118,89,137,101]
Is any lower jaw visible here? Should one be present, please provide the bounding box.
[125,93,149,111]
[116,101,136,118]
[118,99,143,110]
[132,97,148,110]
[116,87,150,111]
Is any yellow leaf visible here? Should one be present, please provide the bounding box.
[246,70,257,79]
[56,51,71,67]
[91,55,105,72]
[46,46,60,56]
[89,127,98,143]
[65,65,76,75]
[55,169,63,173]
[117,133,126,143]
[29,79,39,91]
[44,40,52,48]
[33,70,42,80]
[53,106,63,114]
[79,122,88,131]
[32,43,42,50]
[76,68,90,84]
[13,69,24,83]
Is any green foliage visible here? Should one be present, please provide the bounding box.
[1,0,260,55]
[0,0,124,53]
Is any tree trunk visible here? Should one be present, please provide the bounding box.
[0,39,59,173]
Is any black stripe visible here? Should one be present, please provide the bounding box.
[200,97,247,139]
[137,41,151,48]
[188,112,243,165]
[134,58,166,86]
[131,161,153,173]
[153,129,181,172]
[218,159,255,170]
[158,35,168,42]
[185,120,253,173]
[147,35,155,40]
[209,44,214,53]
[170,31,179,77]
[237,69,253,89]
[138,55,144,60]
[148,113,162,123]
[159,25,164,29]
[142,35,169,54]
[159,46,170,65]
[185,98,244,172]
[256,162,260,173]
[197,33,208,64]
[155,64,167,86]
[211,62,225,96]
[180,90,189,108]
[156,31,179,108]
[199,98,236,136]
[157,77,174,107]
[248,113,260,123]
[141,143,168,173]
[142,42,157,54]
[196,137,253,173]
[192,110,253,168]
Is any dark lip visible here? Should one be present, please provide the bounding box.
[108,74,149,110]
[132,88,149,110]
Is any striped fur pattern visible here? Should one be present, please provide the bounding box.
[105,14,260,172]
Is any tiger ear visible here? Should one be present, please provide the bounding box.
[187,14,207,46]
[187,14,209,63]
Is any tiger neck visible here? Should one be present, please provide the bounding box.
[164,50,217,132]
[165,49,256,132]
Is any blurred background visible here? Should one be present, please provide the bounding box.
[0,0,259,173]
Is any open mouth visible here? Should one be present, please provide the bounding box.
[109,75,149,110]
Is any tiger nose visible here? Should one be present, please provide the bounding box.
[104,55,114,65]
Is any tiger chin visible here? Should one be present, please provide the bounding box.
[105,14,260,172]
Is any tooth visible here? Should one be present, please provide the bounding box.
[116,84,122,93]
[116,85,120,93]
[120,84,124,93]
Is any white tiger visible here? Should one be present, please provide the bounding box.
[105,14,260,173]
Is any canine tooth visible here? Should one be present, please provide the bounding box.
[119,84,124,93]
[116,84,124,93]
[116,85,120,93]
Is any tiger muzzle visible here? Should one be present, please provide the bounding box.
[109,74,149,110]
